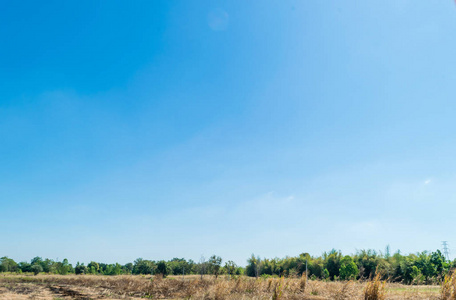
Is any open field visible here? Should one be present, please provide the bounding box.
[0,274,445,300]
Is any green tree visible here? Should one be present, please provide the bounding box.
[429,250,446,280]
[308,257,324,279]
[31,257,43,266]
[354,250,380,279]
[0,257,18,272]
[106,263,122,275]
[75,263,88,275]
[133,258,155,275]
[156,260,170,277]
[124,263,133,274]
[208,255,222,278]
[246,254,261,277]
[224,261,238,278]
[31,264,43,275]
[88,261,100,274]
[323,268,330,280]
[18,262,32,273]
[168,258,190,276]
[323,250,341,279]
[339,256,358,280]
[42,259,54,273]
[56,259,71,275]
[411,265,424,284]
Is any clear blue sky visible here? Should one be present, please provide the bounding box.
[1,0,456,265]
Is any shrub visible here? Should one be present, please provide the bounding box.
[31,264,43,275]
[339,256,359,280]
[441,272,456,300]
[156,261,170,277]
[364,273,386,300]
[75,264,88,275]
[272,277,284,300]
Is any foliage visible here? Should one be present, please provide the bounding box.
[75,263,88,275]
[208,255,222,278]
[324,249,342,279]
[31,264,43,275]
[156,260,170,277]
[0,247,453,284]
[0,256,18,272]
[246,254,261,277]
[339,256,358,280]
[168,258,193,276]
[224,260,238,277]
[133,258,155,275]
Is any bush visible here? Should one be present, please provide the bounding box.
[31,264,43,275]
[75,264,88,275]
[156,261,170,277]
[441,272,456,299]
[364,273,385,300]
[339,256,359,280]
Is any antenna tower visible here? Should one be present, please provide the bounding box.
[442,241,450,261]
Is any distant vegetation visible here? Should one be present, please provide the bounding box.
[1,248,454,284]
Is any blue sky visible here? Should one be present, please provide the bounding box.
[1,0,456,265]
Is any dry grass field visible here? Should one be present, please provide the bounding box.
[0,274,446,300]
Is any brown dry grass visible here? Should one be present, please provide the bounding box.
[441,271,456,300]
[364,274,386,300]
[0,274,442,299]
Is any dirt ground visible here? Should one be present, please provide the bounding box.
[0,281,143,300]
[0,275,144,300]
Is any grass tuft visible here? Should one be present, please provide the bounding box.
[364,273,386,300]
[441,272,456,300]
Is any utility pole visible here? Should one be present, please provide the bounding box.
[182,266,184,281]
[305,260,308,280]
[200,255,205,280]
[442,241,450,261]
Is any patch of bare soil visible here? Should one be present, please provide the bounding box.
[47,285,92,299]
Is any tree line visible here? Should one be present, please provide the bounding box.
[1,248,454,284]
[0,255,241,278]
[246,248,453,284]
